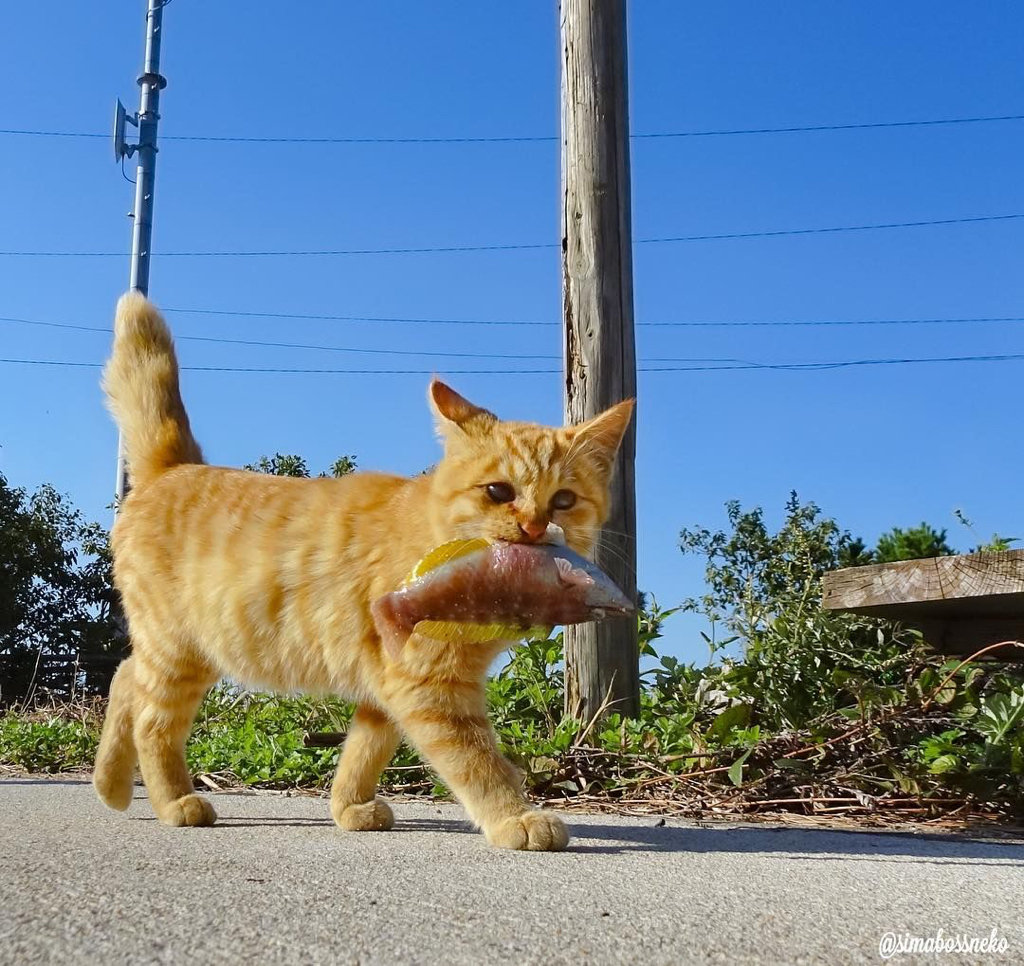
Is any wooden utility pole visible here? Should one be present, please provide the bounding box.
[560,0,639,720]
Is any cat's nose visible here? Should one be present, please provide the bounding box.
[517,520,548,543]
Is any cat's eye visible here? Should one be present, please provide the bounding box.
[485,482,516,504]
[551,489,577,511]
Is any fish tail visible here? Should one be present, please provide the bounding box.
[371,596,413,659]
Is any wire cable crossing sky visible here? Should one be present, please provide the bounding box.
[1,111,1022,143]
[16,313,1009,366]
[4,352,1024,375]
[1,212,1021,258]
[5,312,1024,336]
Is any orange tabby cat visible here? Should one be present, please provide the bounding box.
[93,292,633,850]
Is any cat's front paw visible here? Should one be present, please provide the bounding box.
[333,797,395,831]
[486,810,569,851]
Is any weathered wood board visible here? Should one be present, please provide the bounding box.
[822,551,1024,656]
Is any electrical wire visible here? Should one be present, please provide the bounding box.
[1,213,1020,258]
[1,112,1022,143]
[4,353,1024,375]
[0,316,558,361]
[0,315,752,366]
[163,308,1024,329]
[5,311,1023,343]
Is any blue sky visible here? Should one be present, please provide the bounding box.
[1,2,1022,662]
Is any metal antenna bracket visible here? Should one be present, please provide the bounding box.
[113,99,139,162]
[136,71,167,91]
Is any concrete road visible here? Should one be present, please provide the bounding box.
[1,779,1021,965]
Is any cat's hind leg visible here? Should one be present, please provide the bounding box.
[330,704,401,831]
[131,645,219,827]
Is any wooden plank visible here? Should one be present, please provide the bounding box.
[560,0,639,720]
[822,550,1024,619]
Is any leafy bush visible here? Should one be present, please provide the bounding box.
[678,494,925,728]
[0,474,122,704]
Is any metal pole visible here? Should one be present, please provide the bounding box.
[115,0,167,507]
[560,0,639,721]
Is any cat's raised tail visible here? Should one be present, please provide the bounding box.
[103,292,204,488]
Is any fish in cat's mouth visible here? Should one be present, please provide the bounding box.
[372,539,635,656]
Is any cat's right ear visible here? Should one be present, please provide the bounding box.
[429,379,497,440]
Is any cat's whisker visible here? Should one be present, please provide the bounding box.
[571,525,637,542]
[590,546,638,581]
[574,531,638,579]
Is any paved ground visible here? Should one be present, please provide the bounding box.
[1,779,1022,965]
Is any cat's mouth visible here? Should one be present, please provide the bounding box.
[496,523,568,548]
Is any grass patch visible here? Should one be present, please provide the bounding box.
[0,701,101,772]
[0,688,438,793]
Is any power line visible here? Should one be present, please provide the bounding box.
[1,213,1021,258]
[0,358,558,375]
[1,243,557,257]
[0,315,752,366]
[4,352,1024,375]
[2,112,1022,143]
[4,307,1019,356]
[635,213,1024,246]
[638,316,1024,329]
[632,114,1024,140]
[163,308,1024,329]
[0,316,558,361]
[162,307,1024,328]
[642,353,1024,372]
[164,307,560,326]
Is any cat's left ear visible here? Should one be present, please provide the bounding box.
[569,398,635,469]
[429,379,497,440]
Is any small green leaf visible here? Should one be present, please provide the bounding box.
[772,757,813,775]
[707,704,752,741]
[528,756,560,776]
[977,690,1024,745]
[928,754,959,775]
[728,748,754,787]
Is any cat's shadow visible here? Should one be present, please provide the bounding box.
[213,816,475,834]
[132,812,476,834]
[131,805,1024,865]
[565,820,1024,866]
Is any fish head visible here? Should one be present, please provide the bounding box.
[551,549,635,617]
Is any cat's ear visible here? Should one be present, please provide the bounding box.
[569,398,635,469]
[429,379,497,439]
